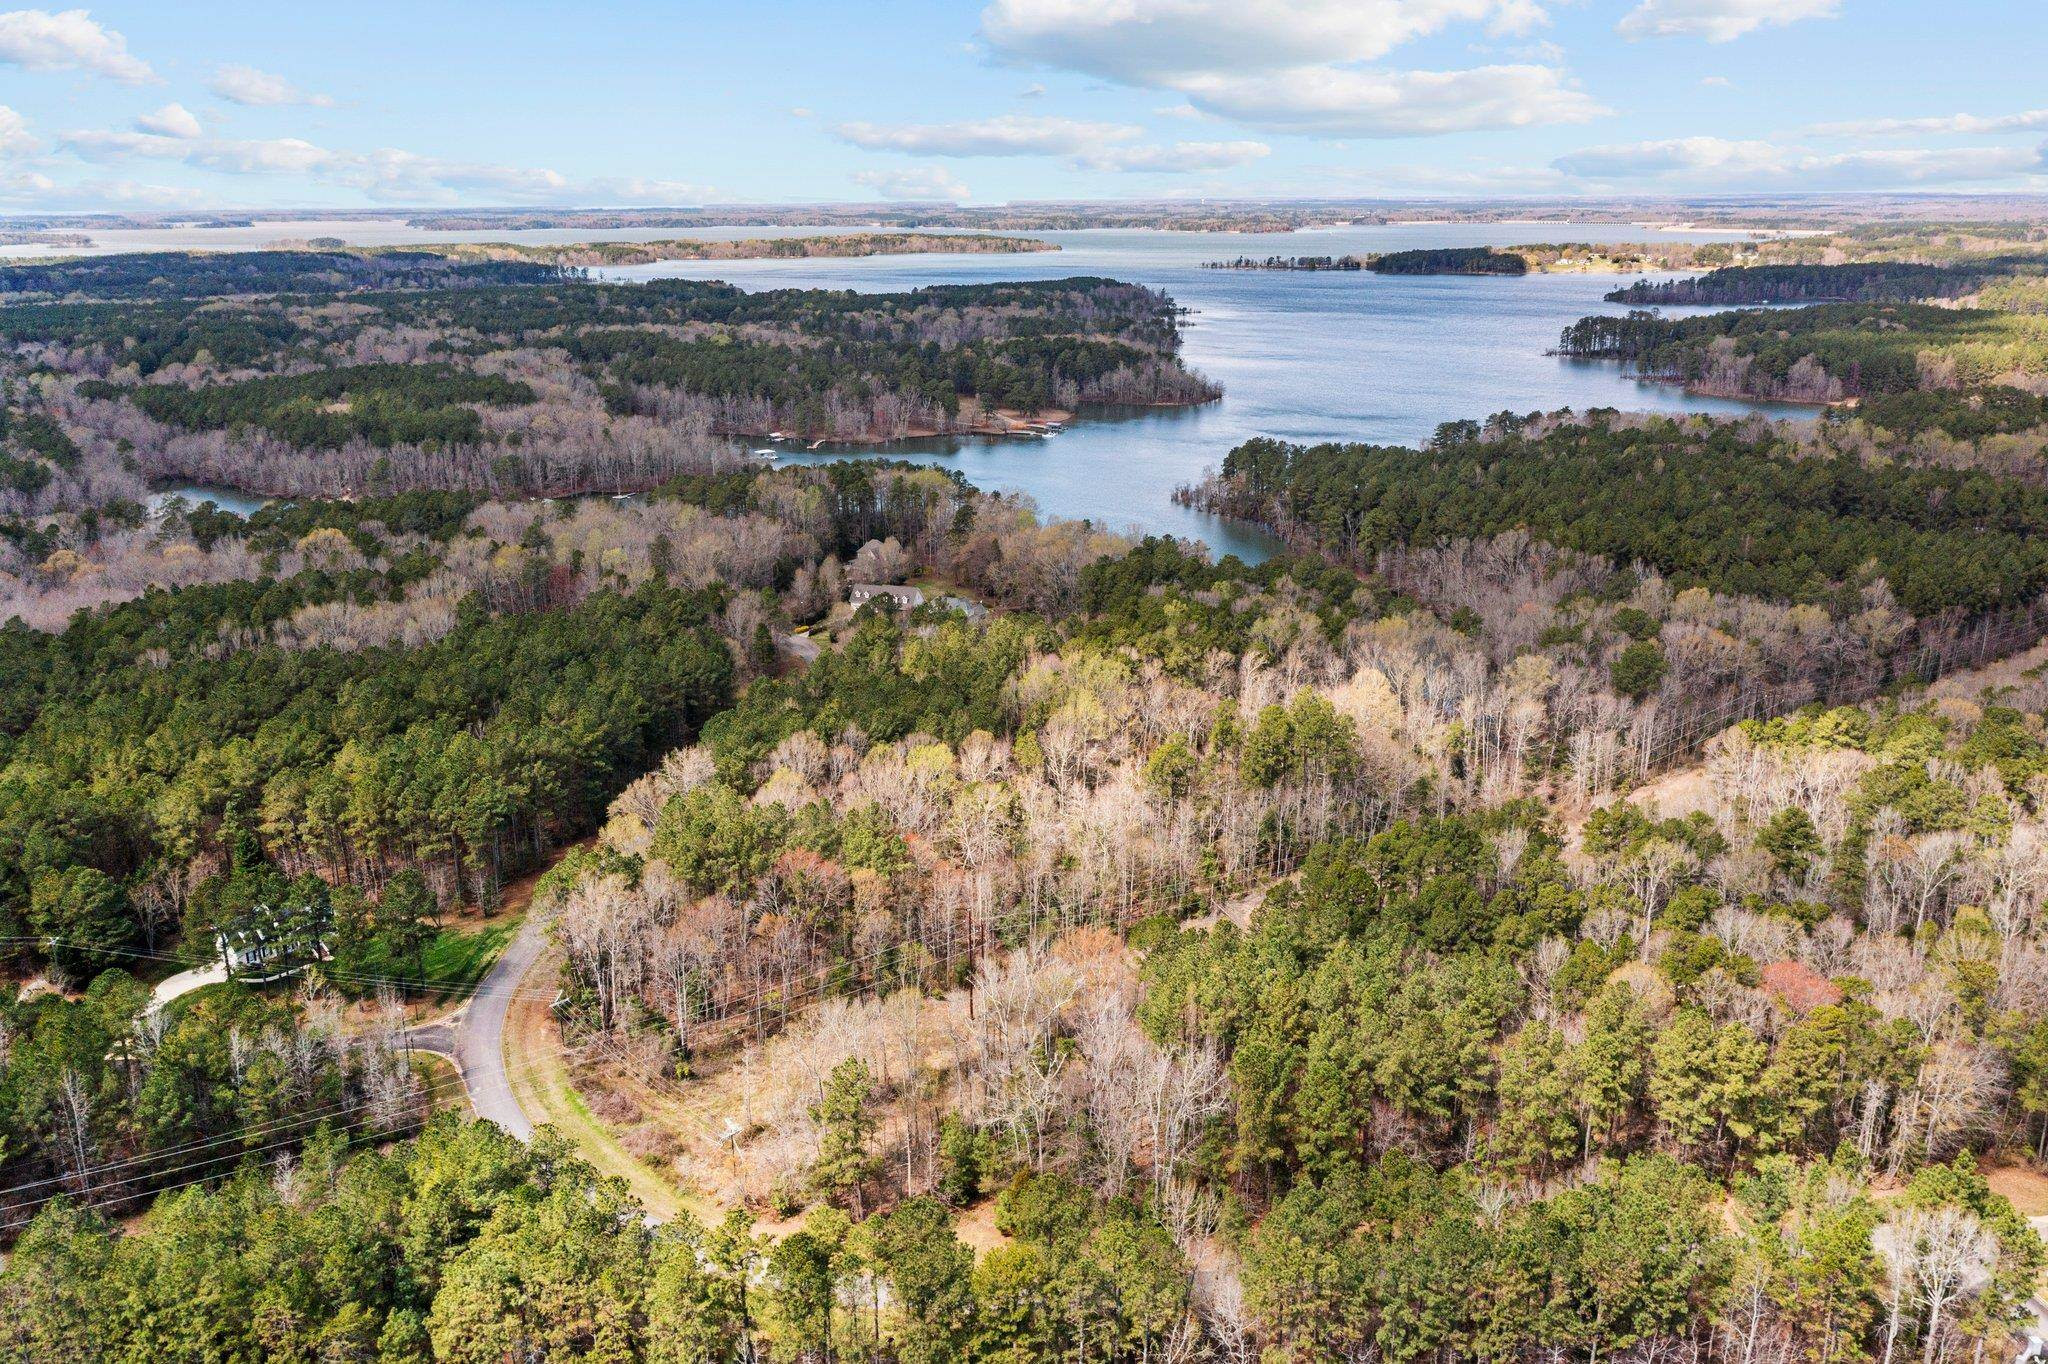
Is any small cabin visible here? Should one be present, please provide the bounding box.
[848,583,925,611]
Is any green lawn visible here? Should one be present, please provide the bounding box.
[416,922,517,999]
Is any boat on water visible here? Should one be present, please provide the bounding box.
[750,448,778,460]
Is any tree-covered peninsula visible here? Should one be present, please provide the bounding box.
[1557,302,2048,402]
[0,253,1217,508]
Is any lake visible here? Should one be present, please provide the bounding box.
[146,484,271,519]
[591,223,1801,561]
[37,219,1798,560]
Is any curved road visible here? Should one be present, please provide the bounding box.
[406,912,549,1141]
[415,637,818,1144]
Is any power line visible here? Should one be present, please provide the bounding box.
[11,603,2040,1231]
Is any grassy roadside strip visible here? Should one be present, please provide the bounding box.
[501,944,699,1223]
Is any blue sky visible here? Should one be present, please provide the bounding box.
[0,0,2042,211]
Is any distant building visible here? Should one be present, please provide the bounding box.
[848,583,924,611]
[216,903,331,982]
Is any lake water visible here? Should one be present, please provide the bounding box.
[23,218,1800,560]
[146,484,271,518]
[592,224,1800,561]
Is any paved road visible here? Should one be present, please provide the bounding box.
[408,913,550,1142]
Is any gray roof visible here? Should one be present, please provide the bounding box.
[848,583,924,605]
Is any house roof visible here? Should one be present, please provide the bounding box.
[216,902,328,949]
[848,582,924,603]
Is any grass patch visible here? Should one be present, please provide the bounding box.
[337,921,517,1001]
[417,922,516,999]
[163,980,241,1017]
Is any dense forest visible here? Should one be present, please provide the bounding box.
[0,457,1153,1232]
[0,260,1216,508]
[11,422,2048,1359]
[13,228,2048,1364]
[1202,242,1751,277]
[1557,302,2048,402]
[1204,247,1536,274]
[1565,236,2048,406]
[1607,257,2048,307]
[79,362,537,450]
[0,249,573,300]
[363,444,2048,1363]
[1184,412,2048,618]
[1367,246,1530,275]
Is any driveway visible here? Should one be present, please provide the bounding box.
[147,962,227,1016]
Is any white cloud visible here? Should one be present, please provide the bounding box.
[1698,75,1732,87]
[1155,102,1202,119]
[67,129,342,175]
[978,0,1596,138]
[1553,135,2046,188]
[835,111,1272,175]
[0,168,56,200]
[61,127,186,160]
[1077,139,1270,172]
[347,148,573,200]
[54,177,204,207]
[1175,64,1604,137]
[56,123,722,205]
[1809,109,2048,138]
[0,105,41,158]
[0,166,211,211]
[1381,163,1567,192]
[1617,0,1838,43]
[982,0,1538,81]
[0,8,151,83]
[134,102,201,139]
[836,114,1140,157]
[1488,0,1550,37]
[580,176,721,205]
[1554,135,1784,177]
[853,166,972,200]
[208,63,334,108]
[1018,82,1045,98]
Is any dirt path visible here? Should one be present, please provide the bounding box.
[1182,874,1293,932]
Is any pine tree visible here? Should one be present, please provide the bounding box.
[812,1057,879,1217]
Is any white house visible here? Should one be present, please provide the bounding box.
[215,904,331,982]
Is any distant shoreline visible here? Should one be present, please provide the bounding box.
[285,232,1061,267]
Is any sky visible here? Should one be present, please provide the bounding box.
[0,0,2042,212]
